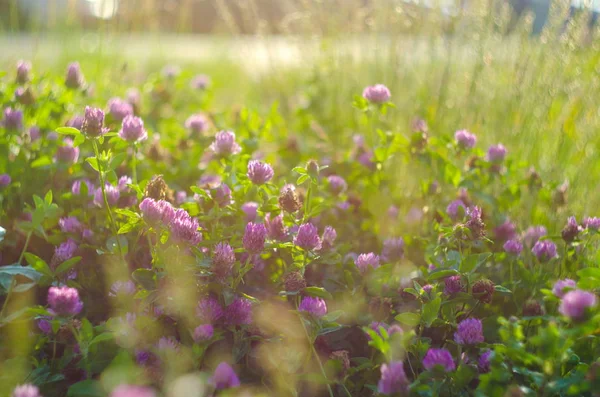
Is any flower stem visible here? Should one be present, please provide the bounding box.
[92,139,124,261]
[131,145,138,184]
[0,279,16,320]
[17,230,33,265]
[297,303,334,397]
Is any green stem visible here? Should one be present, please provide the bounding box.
[92,139,124,261]
[297,306,334,397]
[0,279,16,320]
[131,145,138,184]
[17,230,33,265]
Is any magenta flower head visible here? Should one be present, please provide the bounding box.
[28,126,41,141]
[210,130,241,157]
[170,211,202,245]
[212,242,236,279]
[12,384,42,397]
[243,222,267,253]
[444,275,465,295]
[423,348,456,372]
[486,144,507,163]
[562,216,582,243]
[191,74,211,90]
[82,106,108,138]
[265,213,287,241]
[94,184,120,207]
[362,84,391,103]
[523,226,547,247]
[72,179,94,196]
[16,60,32,84]
[355,253,381,273]
[107,97,133,122]
[110,385,155,397]
[559,290,597,320]
[225,298,253,325]
[446,200,466,220]
[583,217,600,231]
[53,239,78,265]
[3,107,23,131]
[504,239,523,255]
[47,286,83,316]
[196,296,224,324]
[119,115,147,143]
[321,226,337,250]
[532,240,558,262]
[65,62,84,88]
[241,202,259,222]
[0,174,11,187]
[109,280,136,297]
[55,139,80,164]
[247,160,274,185]
[294,223,322,251]
[299,296,328,317]
[156,336,180,352]
[327,175,347,195]
[378,361,409,396]
[478,351,492,373]
[553,279,577,298]
[212,183,232,207]
[454,318,484,345]
[494,220,517,242]
[382,237,405,262]
[162,65,180,79]
[193,324,214,342]
[211,362,241,390]
[139,198,175,226]
[185,114,210,135]
[455,129,477,149]
[59,216,82,234]
[66,115,84,130]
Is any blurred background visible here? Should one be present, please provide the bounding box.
[2,0,600,219]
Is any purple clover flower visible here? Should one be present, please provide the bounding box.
[224,298,253,325]
[59,216,82,234]
[196,296,224,324]
[486,144,507,162]
[321,226,337,250]
[94,184,120,207]
[362,84,391,103]
[444,275,465,295]
[382,237,405,262]
[446,200,466,220]
[327,175,347,195]
[583,217,600,231]
[422,348,455,372]
[241,202,259,222]
[193,324,214,342]
[504,239,523,255]
[494,220,517,242]
[72,179,94,196]
[16,60,31,84]
[65,62,84,88]
[294,223,322,251]
[185,114,210,134]
[82,106,108,138]
[28,126,41,141]
[298,296,327,317]
[212,183,232,207]
[107,97,133,122]
[265,213,287,241]
[170,211,202,245]
[478,351,492,373]
[553,279,577,298]
[109,385,155,397]
[247,160,274,185]
[523,226,547,247]
[191,74,210,90]
[559,290,597,320]
[454,318,484,345]
[378,361,409,395]
[243,222,267,253]
[53,239,78,265]
[47,286,83,316]
[212,242,236,279]
[119,115,147,143]
[210,130,241,157]
[55,139,80,164]
[0,174,11,187]
[3,107,24,131]
[66,115,84,130]
[139,198,175,226]
[12,384,42,397]
[355,253,381,273]
[211,362,240,390]
[455,129,477,149]
[532,240,558,262]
